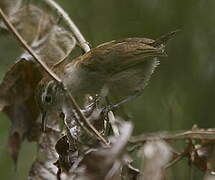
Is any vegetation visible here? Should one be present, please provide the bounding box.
[0,0,215,179]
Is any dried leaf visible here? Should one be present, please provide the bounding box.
[1,5,54,43]
[7,131,21,166]
[67,121,133,180]
[139,140,172,180]
[28,160,58,180]
[0,59,42,164]
[29,127,61,180]
[0,0,22,17]
[21,25,76,66]
[0,9,77,165]
[187,139,215,172]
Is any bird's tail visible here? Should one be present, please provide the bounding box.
[150,29,180,47]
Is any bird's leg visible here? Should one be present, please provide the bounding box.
[101,96,136,136]
[82,95,100,117]
[61,94,109,145]
[103,91,142,113]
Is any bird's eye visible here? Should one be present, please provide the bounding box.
[44,95,53,104]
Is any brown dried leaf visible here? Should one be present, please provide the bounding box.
[28,127,61,180]
[0,14,77,165]
[28,160,58,180]
[0,59,42,164]
[67,121,133,180]
[21,25,76,67]
[139,140,172,180]
[0,0,22,17]
[187,139,215,173]
[1,4,54,43]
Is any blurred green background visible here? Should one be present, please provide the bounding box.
[0,0,215,179]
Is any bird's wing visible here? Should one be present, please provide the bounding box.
[73,38,164,76]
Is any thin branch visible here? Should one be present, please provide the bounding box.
[63,88,109,145]
[189,163,194,180]
[0,8,108,146]
[44,0,90,53]
[129,129,215,143]
[165,152,185,169]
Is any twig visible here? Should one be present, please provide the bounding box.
[189,163,194,180]
[165,152,185,169]
[0,8,108,146]
[63,88,109,145]
[129,129,215,143]
[44,0,90,53]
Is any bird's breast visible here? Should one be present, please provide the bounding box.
[63,65,106,97]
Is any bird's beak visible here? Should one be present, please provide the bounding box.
[41,110,47,132]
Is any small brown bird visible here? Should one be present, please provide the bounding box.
[36,31,177,131]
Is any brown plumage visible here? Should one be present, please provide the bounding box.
[36,31,177,115]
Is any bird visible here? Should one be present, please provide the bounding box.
[36,30,177,134]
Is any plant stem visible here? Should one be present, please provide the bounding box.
[44,0,90,53]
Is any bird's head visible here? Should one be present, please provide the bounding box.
[36,78,63,131]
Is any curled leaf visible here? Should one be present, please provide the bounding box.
[1,5,54,43]
[0,59,42,164]
[0,0,22,17]
[21,25,76,66]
